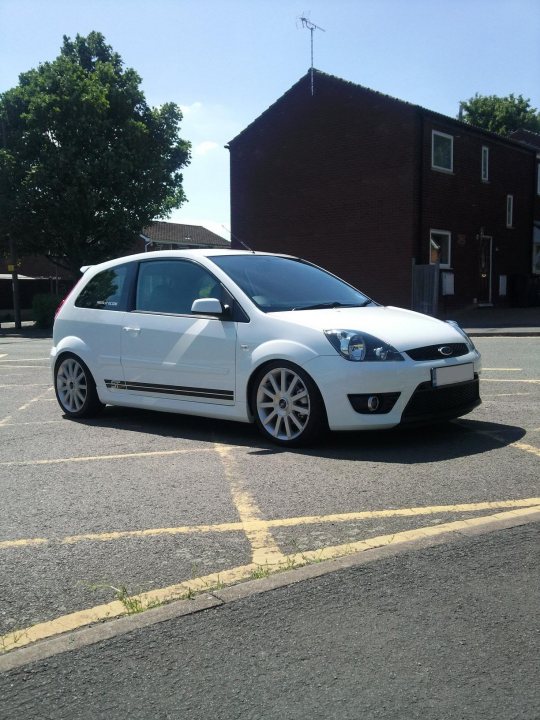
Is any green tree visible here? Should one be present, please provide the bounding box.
[0,32,190,273]
[459,93,540,137]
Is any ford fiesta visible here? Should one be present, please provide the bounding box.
[51,250,481,446]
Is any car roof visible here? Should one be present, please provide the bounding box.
[80,249,298,274]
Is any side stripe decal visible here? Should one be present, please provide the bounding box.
[105,379,234,401]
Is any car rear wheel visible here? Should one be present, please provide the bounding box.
[252,361,326,447]
[54,354,103,418]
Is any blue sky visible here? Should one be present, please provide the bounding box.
[1,0,539,240]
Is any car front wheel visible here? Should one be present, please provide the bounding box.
[54,354,103,418]
[252,361,326,447]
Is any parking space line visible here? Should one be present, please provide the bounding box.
[0,420,63,428]
[0,447,216,467]
[2,505,539,654]
[214,443,285,565]
[17,387,54,413]
[483,368,522,371]
[0,383,51,388]
[0,358,50,362]
[289,506,540,565]
[2,498,538,550]
[510,442,540,458]
[482,379,540,384]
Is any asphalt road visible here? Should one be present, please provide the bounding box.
[0,334,539,707]
[1,522,538,719]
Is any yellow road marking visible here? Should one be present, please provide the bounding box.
[0,420,63,428]
[0,357,50,362]
[0,538,49,549]
[0,447,216,467]
[0,383,51,388]
[484,392,530,397]
[0,387,53,427]
[483,368,522,371]
[481,379,540,384]
[510,442,540,458]
[291,506,540,564]
[214,443,285,565]
[2,505,539,653]
[2,498,539,550]
[17,386,54,413]
[0,365,50,369]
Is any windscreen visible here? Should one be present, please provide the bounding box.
[210,255,372,312]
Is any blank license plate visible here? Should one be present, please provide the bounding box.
[432,363,474,387]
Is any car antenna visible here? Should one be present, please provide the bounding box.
[222,225,255,253]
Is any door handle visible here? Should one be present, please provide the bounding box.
[123,326,141,335]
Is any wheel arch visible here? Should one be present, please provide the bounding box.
[246,357,328,423]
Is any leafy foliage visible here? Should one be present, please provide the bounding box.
[459,93,540,137]
[0,32,190,273]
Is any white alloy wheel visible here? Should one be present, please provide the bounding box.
[254,363,325,446]
[54,355,103,418]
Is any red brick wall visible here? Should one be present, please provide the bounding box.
[230,75,418,308]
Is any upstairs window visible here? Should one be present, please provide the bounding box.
[481,146,489,182]
[432,131,453,172]
[430,230,451,268]
[506,195,514,228]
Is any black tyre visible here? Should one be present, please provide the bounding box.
[54,353,104,418]
[251,361,327,447]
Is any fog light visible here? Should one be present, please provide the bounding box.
[367,395,380,412]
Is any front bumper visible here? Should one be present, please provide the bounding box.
[302,352,482,431]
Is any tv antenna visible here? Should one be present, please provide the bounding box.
[299,15,325,96]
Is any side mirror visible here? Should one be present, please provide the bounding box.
[191,297,224,316]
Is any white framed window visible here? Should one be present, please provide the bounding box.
[430,229,451,268]
[481,146,489,182]
[432,131,453,172]
[506,195,513,228]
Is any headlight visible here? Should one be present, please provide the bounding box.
[445,320,477,351]
[324,330,404,362]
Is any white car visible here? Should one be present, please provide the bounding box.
[51,250,481,446]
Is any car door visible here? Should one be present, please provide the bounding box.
[120,258,236,405]
[71,262,132,392]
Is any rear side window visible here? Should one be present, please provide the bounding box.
[75,264,129,310]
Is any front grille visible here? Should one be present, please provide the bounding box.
[401,376,480,424]
[405,343,468,361]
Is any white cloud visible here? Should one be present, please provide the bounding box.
[193,140,219,156]
[179,101,203,116]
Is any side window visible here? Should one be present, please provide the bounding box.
[75,265,129,310]
[431,130,453,172]
[135,260,223,315]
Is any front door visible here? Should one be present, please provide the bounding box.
[478,235,493,305]
[120,259,236,406]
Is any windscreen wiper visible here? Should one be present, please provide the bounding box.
[292,301,366,311]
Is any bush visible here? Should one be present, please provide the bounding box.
[32,294,62,328]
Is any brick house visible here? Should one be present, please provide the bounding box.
[228,69,537,314]
[510,129,540,282]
